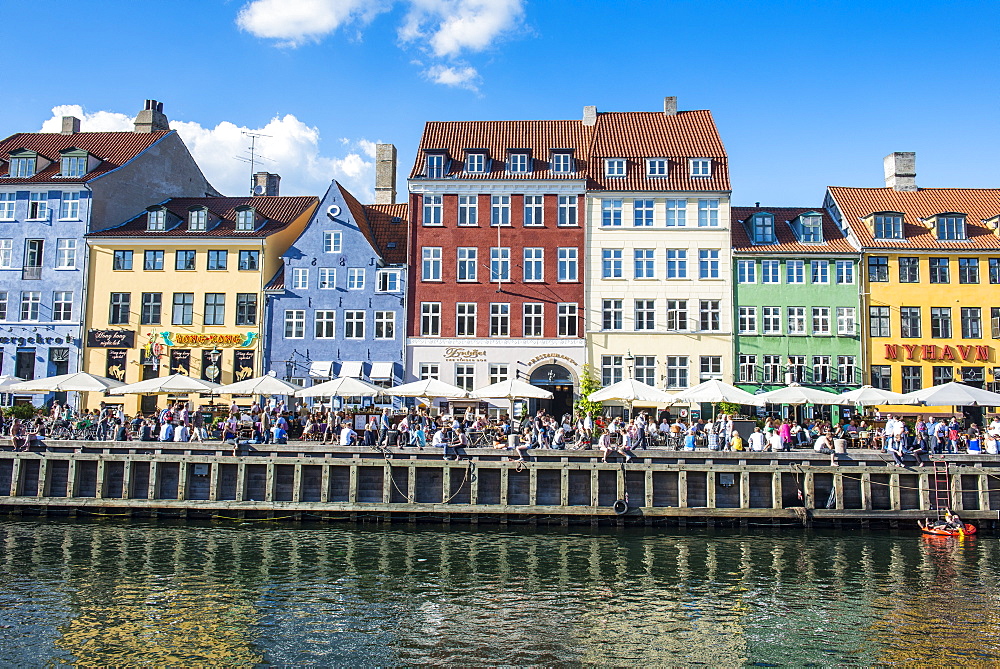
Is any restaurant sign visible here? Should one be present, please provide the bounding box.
[87,329,136,348]
[883,343,991,362]
[159,332,259,348]
[443,347,487,361]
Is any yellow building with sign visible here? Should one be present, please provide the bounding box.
[82,189,317,413]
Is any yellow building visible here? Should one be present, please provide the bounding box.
[82,189,317,413]
[825,154,1000,418]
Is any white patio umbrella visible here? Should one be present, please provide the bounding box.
[900,381,1000,407]
[9,371,125,393]
[670,379,766,406]
[389,378,470,399]
[0,375,25,392]
[836,385,917,406]
[587,378,676,404]
[758,382,843,406]
[471,378,553,400]
[295,376,383,398]
[213,374,301,396]
[109,373,221,395]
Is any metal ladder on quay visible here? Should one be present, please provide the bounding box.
[930,458,951,519]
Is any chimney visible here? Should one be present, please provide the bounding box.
[374,143,397,205]
[582,105,597,127]
[884,152,917,191]
[253,172,280,196]
[60,116,81,135]
[663,96,678,116]
[133,99,170,133]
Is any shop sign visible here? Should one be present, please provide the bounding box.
[526,353,577,366]
[883,343,991,362]
[160,331,258,348]
[443,347,486,361]
[170,349,191,375]
[234,350,255,381]
[0,335,73,346]
[87,329,135,348]
[106,349,127,381]
[202,349,223,382]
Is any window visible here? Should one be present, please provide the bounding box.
[323,231,342,253]
[291,268,308,290]
[206,250,227,271]
[344,311,365,339]
[961,307,982,339]
[739,355,757,384]
[991,258,1000,284]
[869,306,890,337]
[171,292,194,325]
[175,250,196,271]
[20,291,40,321]
[752,214,774,243]
[238,250,259,271]
[900,307,921,338]
[811,307,831,335]
[144,250,164,271]
[109,292,130,325]
[426,154,445,178]
[422,194,442,226]
[419,364,440,381]
[188,207,207,231]
[837,356,857,385]
[523,303,543,337]
[929,258,950,284]
[634,356,656,386]
[993,308,1000,339]
[376,270,399,292]
[524,195,543,226]
[557,196,577,226]
[490,303,510,337]
[508,153,530,174]
[420,303,441,336]
[465,152,485,173]
[52,291,72,321]
[454,247,477,282]
[665,357,688,389]
[738,306,757,334]
[836,260,854,284]
[690,158,711,177]
[737,259,756,283]
[55,239,76,268]
[937,215,966,241]
[0,193,14,220]
[314,310,336,338]
[557,247,578,282]
[787,356,806,383]
[602,299,622,330]
[762,355,782,383]
[458,195,478,226]
[375,311,395,339]
[147,208,166,231]
[898,257,919,283]
[837,307,856,336]
[0,292,6,320]
[605,158,626,178]
[455,364,475,391]
[697,199,719,227]
[762,307,781,335]
[634,249,655,279]
[523,248,544,281]
[666,249,687,279]
[318,268,336,289]
[551,152,573,174]
[284,310,305,338]
[559,303,578,337]
[59,192,80,219]
[61,154,87,177]
[787,306,806,334]
[813,356,832,384]
[601,199,623,227]
[666,199,687,227]
[930,307,952,338]
[602,355,623,386]
[647,158,668,177]
[456,303,477,336]
[422,247,442,281]
[602,249,623,278]
[633,199,654,227]
[874,214,903,239]
[868,256,888,282]
[932,366,954,386]
[699,249,719,279]
[235,208,255,232]
[901,366,922,393]
[786,260,804,283]
[347,268,365,290]
[236,293,257,326]
[490,247,510,282]
[666,300,687,331]
[10,156,35,177]
[140,293,161,325]
[0,239,10,269]
[800,215,823,243]
[870,365,891,390]
[204,293,225,326]
[28,193,47,220]
[761,259,780,284]
[491,196,511,226]
[699,300,720,331]
[811,260,829,284]
[959,258,979,284]
[635,300,655,330]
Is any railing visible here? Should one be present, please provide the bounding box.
[21,266,42,280]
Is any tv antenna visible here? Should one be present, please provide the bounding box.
[234,131,274,195]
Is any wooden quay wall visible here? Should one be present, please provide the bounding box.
[1,442,999,528]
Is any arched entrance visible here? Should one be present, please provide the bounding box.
[529,364,575,420]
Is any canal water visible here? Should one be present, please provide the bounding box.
[0,519,997,666]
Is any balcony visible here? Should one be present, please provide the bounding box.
[22,266,42,280]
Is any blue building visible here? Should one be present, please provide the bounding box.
[0,100,216,403]
[264,161,408,402]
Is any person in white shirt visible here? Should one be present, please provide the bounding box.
[339,422,357,446]
[768,431,783,452]
[748,427,766,452]
[174,423,190,442]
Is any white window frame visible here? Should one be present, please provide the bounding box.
[689,158,712,178]
[55,239,77,269]
[188,207,208,232]
[347,268,365,290]
[601,198,623,227]
[456,302,477,336]
[602,299,623,331]
[646,158,668,177]
[291,268,309,290]
[314,310,336,339]
[665,199,687,227]
[787,307,806,335]
[507,152,530,174]
[557,303,578,337]
[697,199,719,227]
[800,215,823,242]
[557,195,577,226]
[605,158,626,178]
[490,303,510,337]
[602,355,624,386]
[0,239,11,268]
[737,259,756,283]
[557,247,578,282]
[344,310,365,339]
[426,154,445,178]
[523,302,543,337]
[635,299,656,331]
[457,247,477,282]
[666,249,687,279]
[0,194,14,221]
[52,291,73,321]
[147,208,166,232]
[523,247,544,282]
[458,195,478,226]
[786,260,805,284]
[464,153,486,174]
[524,195,543,226]
[284,310,305,338]
[420,302,441,336]
[739,355,757,384]
[602,249,622,279]
[376,269,400,292]
[762,306,781,335]
[551,152,573,174]
[633,199,654,227]
[490,247,510,282]
[318,268,336,290]
[489,363,509,384]
[738,306,757,334]
[699,249,720,279]
[422,194,443,226]
[235,208,255,232]
[812,307,831,335]
[761,259,780,284]
[811,260,830,284]
[422,247,442,281]
[20,291,40,321]
[666,300,687,331]
[323,231,343,253]
[491,195,511,226]
[634,248,655,279]
[27,193,47,220]
[665,356,689,389]
[837,307,856,336]
[419,364,440,381]
[59,192,81,220]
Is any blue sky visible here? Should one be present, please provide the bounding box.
[2,0,997,204]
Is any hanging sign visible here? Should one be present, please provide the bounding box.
[87,330,135,348]
[170,349,191,376]
[234,350,255,381]
[106,349,127,381]
[201,349,222,382]
[160,331,258,348]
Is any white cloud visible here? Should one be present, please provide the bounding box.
[400,0,524,58]
[424,63,480,91]
[236,0,391,47]
[37,105,378,201]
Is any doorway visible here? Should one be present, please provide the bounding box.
[529,364,575,420]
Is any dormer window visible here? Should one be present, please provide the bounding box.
[147,207,167,231]
[188,207,208,232]
[59,150,89,178]
[689,158,711,177]
[507,152,530,174]
[936,214,967,241]
[464,152,486,173]
[425,153,445,178]
[647,158,668,177]
[9,153,36,178]
[235,207,255,232]
[551,152,574,174]
[605,159,626,178]
[799,213,823,243]
[873,213,904,240]
[751,212,775,244]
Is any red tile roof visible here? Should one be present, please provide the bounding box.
[264,266,285,291]
[87,195,318,238]
[828,187,1000,250]
[0,130,170,183]
[363,202,409,265]
[731,207,856,254]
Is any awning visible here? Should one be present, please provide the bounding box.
[369,361,396,381]
[309,361,334,378]
[339,361,363,378]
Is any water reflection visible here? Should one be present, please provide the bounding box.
[0,520,997,665]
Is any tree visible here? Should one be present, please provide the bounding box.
[574,365,604,417]
[716,401,742,417]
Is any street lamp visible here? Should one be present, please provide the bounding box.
[625,349,635,379]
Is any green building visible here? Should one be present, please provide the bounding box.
[731,207,862,415]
